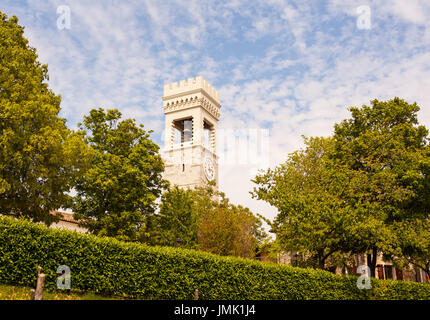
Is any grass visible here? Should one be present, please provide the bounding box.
[0,282,127,300]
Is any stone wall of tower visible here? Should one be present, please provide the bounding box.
[163,144,218,189]
[162,76,220,190]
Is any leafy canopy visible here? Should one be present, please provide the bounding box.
[150,183,267,258]
[252,136,373,269]
[252,98,430,273]
[0,12,89,224]
[332,98,429,273]
[71,108,167,241]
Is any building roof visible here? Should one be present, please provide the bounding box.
[51,211,80,224]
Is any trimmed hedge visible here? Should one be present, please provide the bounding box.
[0,216,429,299]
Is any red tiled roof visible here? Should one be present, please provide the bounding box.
[51,211,80,224]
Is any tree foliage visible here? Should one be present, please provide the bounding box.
[149,185,198,248]
[389,219,430,279]
[332,98,429,276]
[0,12,89,224]
[197,198,264,258]
[71,108,167,241]
[252,136,371,269]
[150,184,267,258]
[252,98,430,275]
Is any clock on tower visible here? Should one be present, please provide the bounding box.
[162,76,221,190]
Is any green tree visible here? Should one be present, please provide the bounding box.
[331,97,429,276]
[252,136,371,270]
[150,183,267,258]
[0,12,88,224]
[253,98,429,273]
[150,186,198,248]
[389,219,430,279]
[197,198,265,258]
[71,108,167,241]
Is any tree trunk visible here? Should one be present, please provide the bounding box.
[367,246,377,278]
[318,250,326,270]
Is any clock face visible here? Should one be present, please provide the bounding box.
[203,157,215,181]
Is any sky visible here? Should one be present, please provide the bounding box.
[2,0,430,227]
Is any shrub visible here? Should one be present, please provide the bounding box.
[0,216,429,299]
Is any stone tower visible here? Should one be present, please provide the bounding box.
[162,76,221,189]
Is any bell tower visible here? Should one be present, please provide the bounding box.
[162,76,221,189]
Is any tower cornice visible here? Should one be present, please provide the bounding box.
[163,93,221,120]
[163,88,221,108]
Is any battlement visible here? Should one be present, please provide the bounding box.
[163,76,220,104]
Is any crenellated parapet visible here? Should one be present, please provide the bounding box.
[162,76,221,120]
[163,76,220,104]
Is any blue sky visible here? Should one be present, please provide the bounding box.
[2,0,430,223]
